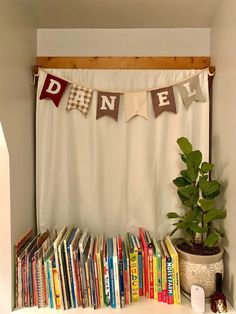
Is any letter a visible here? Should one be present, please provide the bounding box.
[74,90,86,105]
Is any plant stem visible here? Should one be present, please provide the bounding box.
[201,212,204,244]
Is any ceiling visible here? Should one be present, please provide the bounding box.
[23,0,219,29]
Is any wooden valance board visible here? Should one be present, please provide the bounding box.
[35,56,214,73]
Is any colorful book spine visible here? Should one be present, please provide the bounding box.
[103,238,110,307]
[85,260,91,307]
[79,230,90,308]
[166,256,174,304]
[15,229,33,308]
[152,238,163,302]
[123,241,131,304]
[153,253,158,300]
[113,237,121,309]
[117,236,125,307]
[135,236,143,297]
[96,236,104,307]
[160,241,167,303]
[65,228,77,308]
[157,245,162,302]
[75,250,82,307]
[87,234,95,308]
[93,239,100,309]
[53,226,67,310]
[35,251,44,308]
[45,258,54,308]
[108,238,116,308]
[17,256,24,307]
[146,231,154,299]
[32,255,38,306]
[164,236,181,304]
[58,239,70,310]
[122,242,128,305]
[139,228,149,298]
[52,256,61,308]
[128,233,139,302]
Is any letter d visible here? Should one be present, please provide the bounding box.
[46,79,61,94]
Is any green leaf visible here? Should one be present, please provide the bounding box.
[178,185,198,198]
[173,177,189,188]
[180,153,187,163]
[199,199,215,212]
[186,150,202,170]
[204,231,220,247]
[177,137,193,155]
[199,177,221,198]
[180,170,192,183]
[204,209,227,224]
[192,206,202,222]
[187,167,198,181]
[200,162,214,174]
[178,185,199,207]
[189,223,208,234]
[167,212,182,219]
[184,211,196,223]
[176,221,188,229]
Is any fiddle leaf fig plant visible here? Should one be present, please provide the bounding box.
[167,137,226,248]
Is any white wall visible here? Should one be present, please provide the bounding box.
[0,124,11,314]
[37,28,210,56]
[211,0,236,307]
[0,1,36,313]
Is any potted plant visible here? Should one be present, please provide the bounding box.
[167,137,227,297]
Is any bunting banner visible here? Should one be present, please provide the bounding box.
[125,91,148,121]
[96,91,121,121]
[66,84,93,116]
[39,73,68,107]
[151,86,176,118]
[38,68,208,121]
[176,75,205,109]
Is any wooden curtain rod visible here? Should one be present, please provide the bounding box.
[34,56,215,74]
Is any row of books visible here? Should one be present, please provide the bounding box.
[14,227,181,310]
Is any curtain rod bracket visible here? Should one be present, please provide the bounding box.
[32,65,40,86]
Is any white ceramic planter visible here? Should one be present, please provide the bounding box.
[175,246,224,297]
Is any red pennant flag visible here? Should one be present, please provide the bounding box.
[151,86,176,118]
[96,91,120,121]
[39,73,68,107]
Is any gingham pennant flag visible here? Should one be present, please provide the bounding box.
[66,84,93,116]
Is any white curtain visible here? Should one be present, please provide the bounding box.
[36,69,209,238]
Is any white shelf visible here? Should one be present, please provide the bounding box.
[14,295,235,313]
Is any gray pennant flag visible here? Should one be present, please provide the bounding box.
[177,75,205,109]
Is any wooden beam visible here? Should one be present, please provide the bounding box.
[35,56,211,71]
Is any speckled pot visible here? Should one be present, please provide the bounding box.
[175,245,224,297]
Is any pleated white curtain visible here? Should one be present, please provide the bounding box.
[36,69,209,238]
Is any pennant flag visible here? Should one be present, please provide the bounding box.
[124,91,148,121]
[96,91,121,121]
[177,75,205,109]
[39,73,68,107]
[66,84,93,116]
[151,86,176,118]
